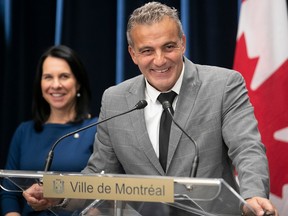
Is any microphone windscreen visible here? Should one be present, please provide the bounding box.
[135,100,148,109]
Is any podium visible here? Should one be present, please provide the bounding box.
[0,169,256,216]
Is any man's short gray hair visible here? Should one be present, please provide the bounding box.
[126,2,184,46]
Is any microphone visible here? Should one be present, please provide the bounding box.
[161,101,199,177]
[44,100,148,172]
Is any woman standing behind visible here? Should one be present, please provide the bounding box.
[1,45,97,215]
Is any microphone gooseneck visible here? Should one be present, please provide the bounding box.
[44,100,148,172]
[161,101,199,177]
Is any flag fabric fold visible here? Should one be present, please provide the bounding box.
[233,0,288,214]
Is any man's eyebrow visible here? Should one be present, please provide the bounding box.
[138,45,153,51]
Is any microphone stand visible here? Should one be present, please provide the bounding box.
[44,100,148,172]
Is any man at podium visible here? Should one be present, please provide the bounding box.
[23,2,278,215]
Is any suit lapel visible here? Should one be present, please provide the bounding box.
[124,58,201,175]
[126,76,165,175]
[167,58,202,170]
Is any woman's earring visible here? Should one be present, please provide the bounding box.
[77,92,81,97]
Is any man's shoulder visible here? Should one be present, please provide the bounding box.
[106,74,144,92]
[193,63,243,81]
[184,57,239,80]
[195,63,236,75]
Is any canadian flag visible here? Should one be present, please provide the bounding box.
[233,0,288,214]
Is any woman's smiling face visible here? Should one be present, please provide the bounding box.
[41,56,79,113]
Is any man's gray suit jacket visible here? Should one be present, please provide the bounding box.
[83,57,269,200]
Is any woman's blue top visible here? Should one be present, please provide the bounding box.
[1,117,97,215]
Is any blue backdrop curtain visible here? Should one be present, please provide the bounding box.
[0,0,239,168]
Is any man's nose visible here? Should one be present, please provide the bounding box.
[153,50,166,66]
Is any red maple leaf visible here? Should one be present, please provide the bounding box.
[234,34,288,198]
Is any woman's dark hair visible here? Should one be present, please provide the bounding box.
[32,45,92,131]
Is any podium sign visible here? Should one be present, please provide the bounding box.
[43,174,174,202]
[0,170,257,216]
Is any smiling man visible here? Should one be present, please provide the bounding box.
[24,2,277,215]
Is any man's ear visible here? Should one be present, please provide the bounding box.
[181,34,186,54]
[128,46,138,65]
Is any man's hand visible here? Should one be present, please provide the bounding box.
[22,183,62,211]
[243,197,278,216]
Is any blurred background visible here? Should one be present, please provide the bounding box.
[1,0,288,213]
[0,0,238,168]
